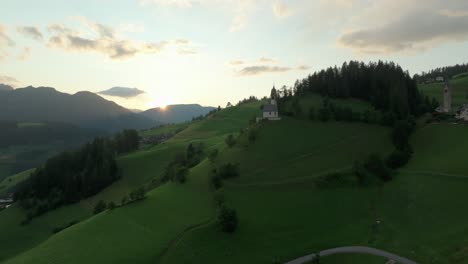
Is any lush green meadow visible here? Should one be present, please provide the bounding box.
[2,98,468,264]
[419,76,468,108]
[0,169,34,196]
[0,102,260,263]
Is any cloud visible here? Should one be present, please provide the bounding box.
[229,60,244,65]
[272,0,292,18]
[0,24,15,60]
[297,65,310,70]
[17,47,31,60]
[338,10,468,54]
[177,48,196,55]
[141,0,196,8]
[46,18,182,59]
[334,0,468,54]
[237,65,292,76]
[98,87,146,98]
[0,75,21,87]
[259,57,276,63]
[17,26,44,41]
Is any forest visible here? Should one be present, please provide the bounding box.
[14,130,140,222]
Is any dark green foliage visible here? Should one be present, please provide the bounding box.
[364,154,392,182]
[214,191,225,207]
[318,108,330,122]
[211,175,223,189]
[15,137,119,218]
[129,187,146,201]
[353,161,372,186]
[215,163,239,180]
[121,195,129,206]
[392,119,416,150]
[386,147,413,169]
[248,128,258,143]
[380,112,397,126]
[113,129,140,154]
[217,206,238,233]
[108,201,116,210]
[225,134,236,148]
[51,220,79,234]
[93,200,107,215]
[208,149,219,163]
[294,61,427,118]
[314,172,349,188]
[308,107,316,120]
[163,143,204,183]
[414,63,468,82]
[292,98,303,116]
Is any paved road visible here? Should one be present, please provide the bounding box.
[285,246,418,264]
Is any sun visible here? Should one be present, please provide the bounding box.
[144,97,172,110]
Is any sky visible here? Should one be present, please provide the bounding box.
[1,0,468,109]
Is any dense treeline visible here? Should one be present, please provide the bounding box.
[292,61,427,118]
[15,130,140,222]
[414,63,468,82]
[162,143,205,183]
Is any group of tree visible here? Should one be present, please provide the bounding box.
[15,130,141,222]
[214,191,238,233]
[291,61,432,119]
[354,117,416,185]
[211,163,240,190]
[414,63,468,83]
[162,143,205,183]
[236,96,259,106]
[93,187,147,215]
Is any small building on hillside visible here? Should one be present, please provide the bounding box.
[258,86,281,121]
[456,104,468,121]
[436,76,444,82]
[262,100,280,120]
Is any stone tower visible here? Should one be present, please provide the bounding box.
[443,80,452,112]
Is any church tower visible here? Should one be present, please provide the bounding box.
[443,80,452,112]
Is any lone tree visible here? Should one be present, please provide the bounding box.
[225,134,236,148]
[218,206,238,233]
[93,200,107,214]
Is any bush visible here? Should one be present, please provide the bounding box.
[129,187,146,201]
[108,201,116,210]
[93,200,107,215]
[225,134,236,148]
[364,154,392,182]
[308,107,316,120]
[218,206,238,233]
[386,147,412,169]
[217,163,239,179]
[248,128,258,143]
[211,175,223,190]
[208,149,219,163]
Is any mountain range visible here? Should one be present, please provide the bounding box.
[141,104,216,124]
[0,85,215,132]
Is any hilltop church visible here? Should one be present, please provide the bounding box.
[259,86,281,121]
[436,80,452,113]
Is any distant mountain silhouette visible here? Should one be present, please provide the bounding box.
[0,86,156,132]
[140,104,216,124]
[0,84,13,91]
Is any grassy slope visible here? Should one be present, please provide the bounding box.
[163,118,468,262]
[140,123,189,137]
[0,169,34,196]
[0,102,261,264]
[419,76,468,108]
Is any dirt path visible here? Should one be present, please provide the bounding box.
[285,246,418,264]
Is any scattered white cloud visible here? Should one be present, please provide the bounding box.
[98,87,146,98]
[297,65,310,70]
[0,24,15,60]
[17,26,43,41]
[17,47,31,60]
[259,57,276,63]
[0,75,21,87]
[46,18,193,59]
[272,0,292,18]
[237,65,291,76]
[337,0,468,54]
[229,60,244,65]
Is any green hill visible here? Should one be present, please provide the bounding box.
[419,75,468,108]
[2,97,468,264]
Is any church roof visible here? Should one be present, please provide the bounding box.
[263,104,278,112]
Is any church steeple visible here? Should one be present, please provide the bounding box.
[443,80,452,112]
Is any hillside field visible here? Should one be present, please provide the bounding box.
[1,98,468,264]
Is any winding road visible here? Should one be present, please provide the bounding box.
[285,246,418,264]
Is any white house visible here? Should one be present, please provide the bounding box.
[262,100,280,120]
[436,76,444,82]
[456,104,468,121]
